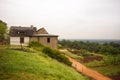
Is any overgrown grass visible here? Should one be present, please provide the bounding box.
[59,49,83,60]
[85,54,120,67]
[42,47,72,66]
[29,41,72,66]
[91,65,120,76]
[0,48,89,80]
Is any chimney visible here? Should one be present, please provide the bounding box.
[30,25,33,28]
[30,25,37,33]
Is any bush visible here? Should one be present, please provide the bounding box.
[103,55,120,65]
[42,47,72,66]
[29,41,72,66]
[29,41,43,47]
[29,41,44,51]
[58,44,64,49]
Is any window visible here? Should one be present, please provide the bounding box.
[47,38,50,43]
[20,37,24,43]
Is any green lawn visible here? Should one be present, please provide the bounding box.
[0,48,89,80]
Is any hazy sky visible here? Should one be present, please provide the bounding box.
[0,0,120,39]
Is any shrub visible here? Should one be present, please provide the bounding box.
[29,41,44,51]
[42,47,72,66]
[58,44,64,49]
[29,41,43,47]
[29,41,72,66]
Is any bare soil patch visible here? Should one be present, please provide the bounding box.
[82,56,103,63]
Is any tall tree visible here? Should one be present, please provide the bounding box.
[0,20,7,42]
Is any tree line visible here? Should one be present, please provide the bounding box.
[0,20,8,44]
[59,40,120,55]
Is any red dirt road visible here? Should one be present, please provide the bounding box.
[68,57,112,80]
[60,50,112,80]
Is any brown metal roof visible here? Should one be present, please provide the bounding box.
[10,26,58,37]
[10,26,36,30]
[10,26,36,37]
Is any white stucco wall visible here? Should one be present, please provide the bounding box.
[10,37,30,46]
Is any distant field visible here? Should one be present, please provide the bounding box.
[0,48,89,80]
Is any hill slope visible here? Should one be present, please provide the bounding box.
[0,48,88,80]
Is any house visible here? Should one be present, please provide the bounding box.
[10,25,58,48]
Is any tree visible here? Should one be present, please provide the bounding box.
[0,20,7,42]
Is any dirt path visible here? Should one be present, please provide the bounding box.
[60,50,112,80]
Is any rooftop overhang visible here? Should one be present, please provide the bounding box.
[32,34,58,37]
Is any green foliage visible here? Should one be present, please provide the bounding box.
[85,60,105,67]
[85,54,120,67]
[99,42,120,55]
[0,48,88,80]
[103,54,120,65]
[77,49,94,57]
[59,40,120,76]
[29,41,44,51]
[42,47,72,66]
[78,52,94,57]
[0,20,7,42]
[59,40,120,55]
[29,41,43,47]
[22,47,36,53]
[91,65,120,76]
[84,53,120,76]
[58,44,64,49]
[60,49,83,60]
[59,40,100,52]
[29,41,72,66]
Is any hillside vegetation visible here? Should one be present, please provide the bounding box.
[59,40,120,80]
[0,47,88,80]
[59,40,120,55]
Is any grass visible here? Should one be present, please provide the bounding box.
[0,48,89,80]
[60,49,120,76]
[60,49,83,60]
[91,65,120,76]
[84,54,120,76]
[84,60,120,76]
